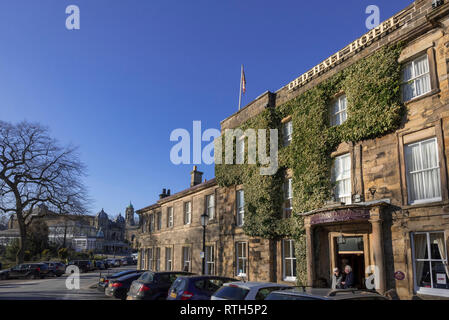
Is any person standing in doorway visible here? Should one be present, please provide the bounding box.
[331,267,343,289]
[341,265,354,289]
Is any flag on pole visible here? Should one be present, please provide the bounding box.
[241,65,246,94]
[238,64,246,110]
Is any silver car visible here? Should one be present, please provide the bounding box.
[211,282,293,300]
[265,288,388,300]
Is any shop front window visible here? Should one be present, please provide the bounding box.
[412,232,449,296]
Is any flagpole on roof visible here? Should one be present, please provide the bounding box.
[238,64,243,111]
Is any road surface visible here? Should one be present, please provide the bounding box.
[0,265,136,300]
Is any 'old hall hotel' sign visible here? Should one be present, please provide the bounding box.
[287,14,404,91]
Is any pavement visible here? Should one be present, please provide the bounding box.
[0,265,137,300]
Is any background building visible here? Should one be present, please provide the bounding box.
[0,205,134,254]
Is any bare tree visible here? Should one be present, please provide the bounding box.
[0,121,89,263]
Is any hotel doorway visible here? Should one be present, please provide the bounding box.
[335,236,366,289]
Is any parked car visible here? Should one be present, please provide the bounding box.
[120,258,128,266]
[127,271,194,300]
[106,259,120,268]
[167,275,237,300]
[104,271,146,300]
[4,263,48,280]
[265,288,388,300]
[42,262,66,277]
[67,260,92,273]
[211,282,293,300]
[98,270,138,292]
[89,260,98,271]
[95,261,107,270]
[102,259,110,269]
[0,269,9,280]
[122,256,135,266]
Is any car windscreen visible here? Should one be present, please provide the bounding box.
[111,270,134,278]
[138,272,154,283]
[213,286,250,300]
[117,272,142,282]
[170,278,186,293]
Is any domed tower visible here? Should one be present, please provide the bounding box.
[96,208,109,229]
[115,213,125,226]
[125,202,135,226]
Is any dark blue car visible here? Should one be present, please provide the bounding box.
[104,271,146,300]
[98,269,140,292]
[167,275,237,300]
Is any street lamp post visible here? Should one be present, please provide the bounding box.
[200,212,209,275]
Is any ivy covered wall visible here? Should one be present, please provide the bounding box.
[215,44,404,284]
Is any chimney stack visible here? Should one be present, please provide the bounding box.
[190,165,203,187]
[159,188,168,199]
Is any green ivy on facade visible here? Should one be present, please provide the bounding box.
[215,44,404,284]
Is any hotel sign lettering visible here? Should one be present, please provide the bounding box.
[310,208,371,226]
[287,16,401,91]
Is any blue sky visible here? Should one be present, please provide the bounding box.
[0,0,412,218]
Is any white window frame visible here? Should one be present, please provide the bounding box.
[283,178,293,219]
[405,138,442,205]
[330,95,347,127]
[331,153,352,205]
[205,245,215,275]
[401,54,431,102]
[182,246,191,272]
[184,202,192,225]
[236,190,245,227]
[206,194,215,220]
[283,121,293,146]
[411,231,449,298]
[167,207,174,228]
[282,239,297,282]
[236,242,248,277]
[165,247,172,271]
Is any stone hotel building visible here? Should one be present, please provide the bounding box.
[136,0,449,299]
